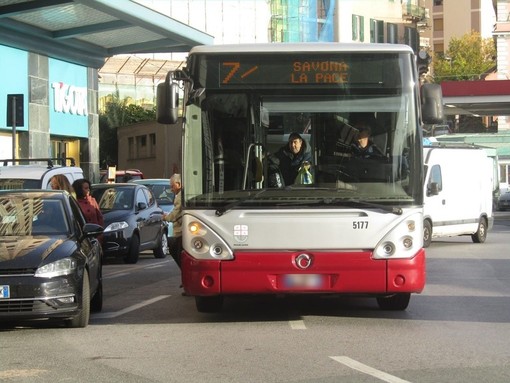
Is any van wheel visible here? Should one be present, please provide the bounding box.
[423,220,432,248]
[471,217,487,243]
[376,293,410,311]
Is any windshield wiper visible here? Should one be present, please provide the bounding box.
[331,198,403,215]
[215,189,268,217]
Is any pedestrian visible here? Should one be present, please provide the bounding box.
[49,174,75,196]
[72,178,104,227]
[163,173,182,269]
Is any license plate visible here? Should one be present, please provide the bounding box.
[282,274,325,289]
[1,285,10,298]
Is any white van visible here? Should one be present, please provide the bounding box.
[423,145,493,247]
[0,158,84,190]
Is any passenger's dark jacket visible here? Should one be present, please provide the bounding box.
[274,141,312,186]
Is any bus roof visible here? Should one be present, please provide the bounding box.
[189,43,415,55]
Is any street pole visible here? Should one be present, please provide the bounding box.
[11,95,17,162]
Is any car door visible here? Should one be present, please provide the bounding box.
[140,187,163,244]
[68,195,101,292]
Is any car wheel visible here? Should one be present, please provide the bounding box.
[124,234,140,264]
[90,279,103,313]
[423,220,432,248]
[195,296,224,313]
[376,293,410,311]
[471,217,487,243]
[66,269,90,328]
[153,230,168,259]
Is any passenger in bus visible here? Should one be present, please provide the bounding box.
[351,123,385,159]
[274,132,312,186]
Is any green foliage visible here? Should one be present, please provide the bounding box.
[99,90,156,168]
[432,31,496,82]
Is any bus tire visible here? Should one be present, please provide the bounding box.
[195,296,224,313]
[376,293,410,311]
[471,217,487,244]
[423,220,432,248]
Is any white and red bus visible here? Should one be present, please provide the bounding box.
[157,43,443,312]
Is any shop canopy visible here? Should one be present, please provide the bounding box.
[0,0,213,68]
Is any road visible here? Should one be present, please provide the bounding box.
[1,213,510,382]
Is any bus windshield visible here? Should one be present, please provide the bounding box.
[182,50,421,211]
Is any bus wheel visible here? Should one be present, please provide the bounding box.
[423,220,432,248]
[195,296,224,313]
[376,293,410,311]
[471,217,487,244]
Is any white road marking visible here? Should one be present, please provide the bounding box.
[289,320,307,330]
[103,260,170,279]
[104,272,129,279]
[330,356,412,383]
[92,295,170,319]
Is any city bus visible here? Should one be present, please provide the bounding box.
[157,43,443,313]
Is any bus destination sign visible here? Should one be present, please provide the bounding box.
[219,60,350,86]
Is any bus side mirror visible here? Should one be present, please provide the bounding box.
[421,83,444,125]
[157,78,179,124]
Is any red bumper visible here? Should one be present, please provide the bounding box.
[181,249,426,296]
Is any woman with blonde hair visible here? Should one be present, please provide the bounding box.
[49,174,74,195]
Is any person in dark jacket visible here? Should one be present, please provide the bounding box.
[274,132,312,186]
[351,123,385,159]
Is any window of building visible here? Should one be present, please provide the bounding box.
[370,19,384,43]
[434,18,444,32]
[434,0,443,6]
[352,15,364,42]
[128,137,135,159]
[149,133,156,157]
[386,23,398,44]
[136,135,147,158]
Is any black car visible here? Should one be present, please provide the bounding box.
[0,190,104,328]
[91,183,168,264]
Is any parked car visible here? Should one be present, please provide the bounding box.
[99,169,144,183]
[0,190,104,328]
[0,157,84,190]
[91,183,168,264]
[497,190,510,211]
[130,178,174,237]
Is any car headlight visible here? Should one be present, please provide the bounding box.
[35,258,77,278]
[104,221,129,232]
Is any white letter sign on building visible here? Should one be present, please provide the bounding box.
[51,82,88,116]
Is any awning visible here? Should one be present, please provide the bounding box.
[441,79,510,116]
[0,0,213,68]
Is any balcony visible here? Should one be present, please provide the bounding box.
[402,3,426,22]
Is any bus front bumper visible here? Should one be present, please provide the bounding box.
[181,249,426,296]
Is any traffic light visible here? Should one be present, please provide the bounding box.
[417,50,431,76]
[6,94,24,127]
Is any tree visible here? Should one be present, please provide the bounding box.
[99,89,156,168]
[431,31,496,82]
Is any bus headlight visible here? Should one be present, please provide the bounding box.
[373,213,423,259]
[185,220,233,260]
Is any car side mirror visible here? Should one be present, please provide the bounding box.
[137,202,147,211]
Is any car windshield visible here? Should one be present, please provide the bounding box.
[93,187,134,210]
[146,184,174,206]
[0,196,69,236]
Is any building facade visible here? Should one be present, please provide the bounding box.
[0,45,100,181]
